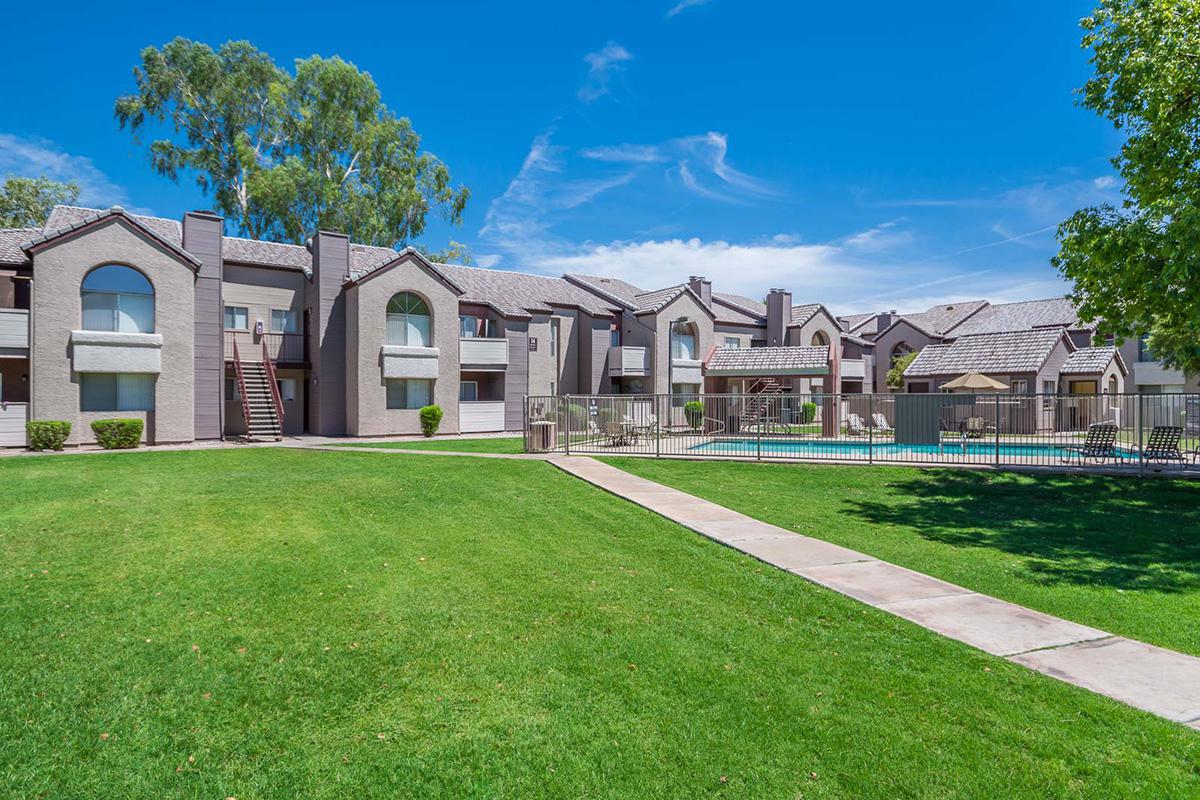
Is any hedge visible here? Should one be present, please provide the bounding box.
[27,420,71,451]
[419,405,444,437]
[91,418,144,450]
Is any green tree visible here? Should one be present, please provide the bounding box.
[886,351,918,389]
[115,39,469,249]
[1053,0,1200,374]
[0,176,80,227]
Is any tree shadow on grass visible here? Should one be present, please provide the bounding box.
[842,471,1200,593]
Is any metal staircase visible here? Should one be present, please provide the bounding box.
[232,339,284,441]
[739,378,784,431]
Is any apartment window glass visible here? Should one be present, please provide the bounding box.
[224,305,249,331]
[550,319,560,356]
[386,378,432,409]
[1042,379,1056,409]
[224,377,238,402]
[671,323,696,360]
[80,373,155,412]
[610,326,621,347]
[386,293,431,346]
[460,316,478,338]
[1009,379,1029,395]
[270,309,297,334]
[81,265,154,333]
[276,378,297,402]
[459,381,478,402]
[724,336,741,348]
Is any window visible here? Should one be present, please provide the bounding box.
[275,378,297,402]
[386,293,431,346]
[386,378,432,409]
[610,325,620,348]
[271,309,297,334]
[81,265,154,333]
[1009,379,1029,395]
[80,373,155,411]
[550,318,560,357]
[550,381,557,396]
[1042,380,1056,409]
[225,377,238,402]
[671,323,696,360]
[811,331,829,347]
[724,336,741,348]
[224,305,249,331]
[459,381,478,402]
[460,315,498,338]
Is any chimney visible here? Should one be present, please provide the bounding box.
[876,310,896,334]
[183,210,224,440]
[766,288,792,347]
[687,275,712,308]
[306,230,350,435]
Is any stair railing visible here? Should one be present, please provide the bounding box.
[232,337,252,435]
[262,340,285,431]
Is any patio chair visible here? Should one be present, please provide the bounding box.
[1060,422,1121,464]
[961,416,995,439]
[1140,426,1185,465]
[846,413,868,436]
[603,420,629,447]
[871,413,894,433]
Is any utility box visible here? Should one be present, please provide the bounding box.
[528,420,557,452]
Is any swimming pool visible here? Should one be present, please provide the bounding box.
[688,438,1133,462]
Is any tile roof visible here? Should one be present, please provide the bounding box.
[790,303,823,327]
[563,274,643,308]
[439,263,620,318]
[224,237,311,274]
[33,206,199,268]
[0,227,38,265]
[838,312,876,333]
[1061,346,1121,374]
[705,345,830,375]
[904,329,1066,377]
[713,292,766,317]
[945,297,1091,337]
[902,300,988,335]
[711,294,764,325]
[633,285,689,313]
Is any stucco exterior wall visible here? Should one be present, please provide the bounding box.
[222,265,306,338]
[872,320,942,393]
[527,314,553,395]
[651,293,714,394]
[713,323,756,348]
[30,220,196,444]
[344,255,460,436]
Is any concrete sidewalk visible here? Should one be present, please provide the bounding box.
[550,455,1200,729]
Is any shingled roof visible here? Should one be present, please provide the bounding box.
[224,237,311,274]
[946,297,1091,337]
[32,206,200,269]
[436,264,619,318]
[903,300,988,335]
[705,345,830,375]
[562,274,643,308]
[0,227,38,265]
[904,329,1068,377]
[1061,346,1124,375]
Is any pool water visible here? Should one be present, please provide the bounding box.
[688,438,1131,461]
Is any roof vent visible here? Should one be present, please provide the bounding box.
[109,205,125,214]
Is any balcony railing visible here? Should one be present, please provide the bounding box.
[460,400,507,433]
[224,331,307,364]
[0,308,29,349]
[460,337,509,367]
[608,345,648,377]
[841,358,866,379]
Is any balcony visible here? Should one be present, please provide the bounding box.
[0,402,28,447]
[71,330,162,373]
[225,331,308,365]
[841,358,866,379]
[1133,360,1186,388]
[459,400,506,433]
[459,337,508,368]
[670,358,703,385]
[381,345,439,379]
[608,345,648,377]
[0,308,29,350]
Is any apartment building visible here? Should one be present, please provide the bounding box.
[0,205,843,446]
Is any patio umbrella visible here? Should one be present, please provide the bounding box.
[941,372,1009,391]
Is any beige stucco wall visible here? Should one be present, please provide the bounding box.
[787,309,841,391]
[222,264,306,337]
[224,366,307,437]
[651,293,714,394]
[30,220,196,444]
[345,255,460,436]
[872,320,942,392]
[713,323,756,348]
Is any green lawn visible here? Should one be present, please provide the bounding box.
[344,435,525,454]
[603,457,1200,657]
[1,449,1197,798]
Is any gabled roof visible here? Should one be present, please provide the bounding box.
[945,297,1092,337]
[903,328,1068,378]
[841,331,874,348]
[441,263,620,319]
[29,206,200,269]
[0,227,39,266]
[705,345,830,375]
[1061,346,1126,376]
[712,292,766,325]
[224,237,311,275]
[562,273,643,309]
[345,245,466,298]
[789,303,824,328]
[903,300,989,336]
[631,284,717,320]
[838,312,877,333]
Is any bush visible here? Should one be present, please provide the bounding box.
[567,402,588,431]
[684,400,704,430]
[419,404,443,437]
[91,418,144,449]
[26,420,71,451]
[800,402,818,424]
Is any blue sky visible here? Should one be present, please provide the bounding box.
[0,1,1120,314]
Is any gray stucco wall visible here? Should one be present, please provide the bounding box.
[30,219,196,444]
[307,232,348,435]
[872,320,942,393]
[183,212,224,440]
[652,293,714,394]
[504,320,529,430]
[223,264,306,340]
[344,254,461,436]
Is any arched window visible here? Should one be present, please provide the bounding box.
[891,342,914,364]
[811,330,829,347]
[81,265,154,333]
[670,321,696,360]
[386,292,431,346]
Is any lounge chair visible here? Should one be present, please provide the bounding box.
[846,413,868,436]
[1061,422,1121,464]
[871,413,893,433]
[1140,426,1185,466]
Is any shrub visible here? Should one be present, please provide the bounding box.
[567,402,588,431]
[26,420,71,451]
[684,400,704,430]
[800,402,818,424]
[91,418,144,449]
[419,404,443,437]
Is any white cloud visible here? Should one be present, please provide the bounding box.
[843,219,911,251]
[0,133,141,211]
[580,144,667,163]
[578,42,633,103]
[675,132,777,199]
[666,0,713,18]
[1093,175,1117,189]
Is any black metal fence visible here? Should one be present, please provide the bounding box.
[523,392,1200,472]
